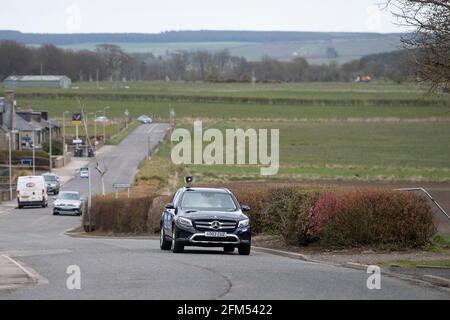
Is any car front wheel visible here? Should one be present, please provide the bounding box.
[171,226,184,253]
[238,244,251,255]
[160,226,172,250]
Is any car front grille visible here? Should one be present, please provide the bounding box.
[191,235,239,243]
[193,219,237,232]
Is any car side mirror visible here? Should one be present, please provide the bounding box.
[241,205,251,213]
[165,203,175,210]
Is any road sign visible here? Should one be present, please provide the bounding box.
[72,113,82,125]
[113,183,131,189]
[80,167,89,179]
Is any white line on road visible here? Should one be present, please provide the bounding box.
[147,123,161,135]
[1,254,38,283]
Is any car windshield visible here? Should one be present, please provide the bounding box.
[44,175,57,182]
[57,193,80,200]
[181,192,237,211]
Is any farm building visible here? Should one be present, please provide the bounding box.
[3,75,71,89]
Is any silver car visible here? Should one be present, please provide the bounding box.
[137,115,153,124]
[43,173,60,195]
[53,191,83,216]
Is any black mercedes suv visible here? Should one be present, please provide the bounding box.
[160,186,251,255]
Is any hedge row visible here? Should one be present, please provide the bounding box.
[86,186,436,249]
[15,92,448,107]
[85,195,170,234]
[231,186,436,249]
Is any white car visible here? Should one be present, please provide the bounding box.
[16,176,48,208]
[137,115,153,124]
[94,116,109,123]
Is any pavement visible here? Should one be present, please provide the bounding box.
[0,122,449,300]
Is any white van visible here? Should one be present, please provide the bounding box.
[16,176,48,208]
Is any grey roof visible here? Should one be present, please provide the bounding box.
[5,75,70,82]
[15,114,41,131]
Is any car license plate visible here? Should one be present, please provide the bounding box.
[205,231,227,237]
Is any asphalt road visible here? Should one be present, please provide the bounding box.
[0,123,449,300]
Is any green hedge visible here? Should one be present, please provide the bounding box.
[0,150,50,166]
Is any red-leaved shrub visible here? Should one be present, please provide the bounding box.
[311,189,436,248]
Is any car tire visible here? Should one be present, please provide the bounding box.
[18,202,23,209]
[160,226,172,250]
[53,211,58,216]
[224,245,235,253]
[238,244,251,255]
[171,227,184,253]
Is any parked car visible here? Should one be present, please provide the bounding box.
[137,115,153,124]
[16,176,48,208]
[42,173,60,195]
[21,136,34,149]
[94,116,108,123]
[160,180,251,255]
[53,191,83,216]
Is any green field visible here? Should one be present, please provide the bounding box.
[6,81,445,100]
[4,81,450,182]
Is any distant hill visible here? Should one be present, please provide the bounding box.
[0,30,403,63]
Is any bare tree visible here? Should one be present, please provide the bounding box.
[387,0,450,91]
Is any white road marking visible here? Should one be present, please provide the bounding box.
[1,254,38,283]
[147,123,161,135]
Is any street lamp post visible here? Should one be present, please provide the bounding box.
[103,107,110,143]
[62,111,69,154]
[7,130,18,201]
[7,133,12,200]
[88,112,98,149]
[32,134,35,175]
[94,112,97,146]
[49,119,52,172]
[85,113,89,156]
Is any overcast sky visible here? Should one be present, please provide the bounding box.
[0,0,405,34]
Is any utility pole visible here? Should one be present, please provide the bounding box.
[7,133,12,201]
[103,106,110,143]
[85,113,89,156]
[94,112,97,145]
[32,134,35,175]
[49,119,52,172]
[62,111,68,154]
[103,113,106,143]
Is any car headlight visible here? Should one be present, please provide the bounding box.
[238,219,250,228]
[178,217,193,227]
